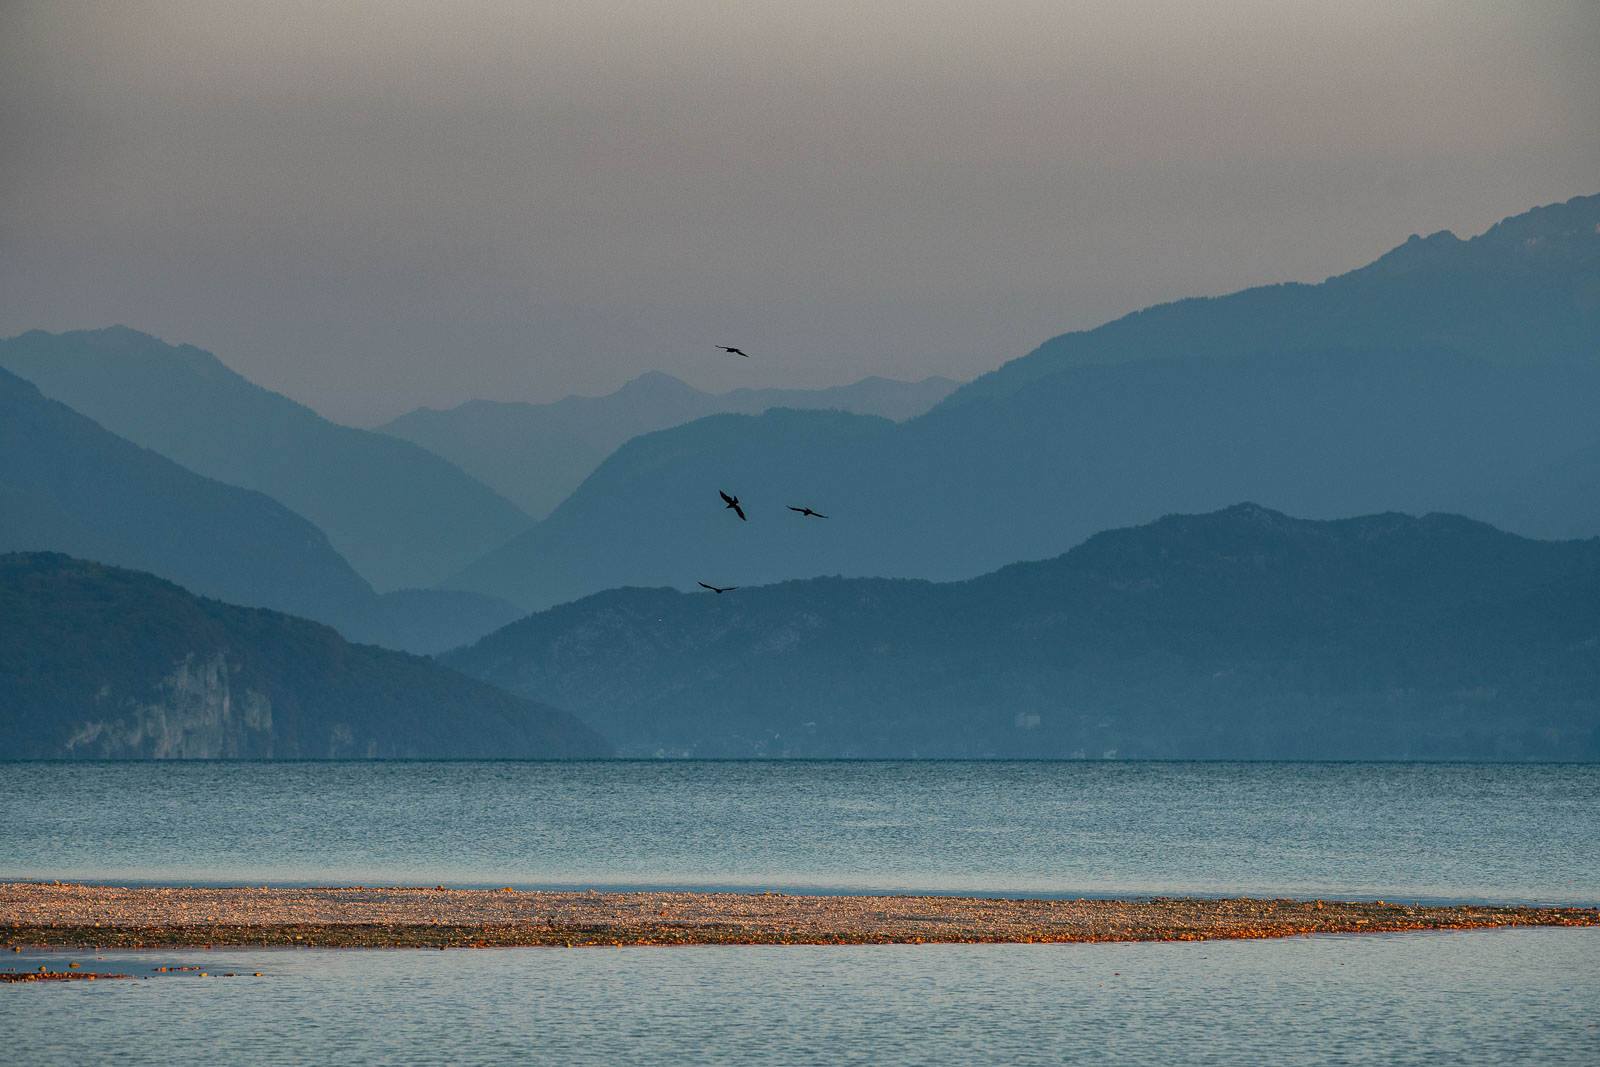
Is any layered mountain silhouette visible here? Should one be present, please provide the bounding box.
[1,553,611,759]
[940,192,1600,409]
[447,348,1600,610]
[445,195,1600,610]
[445,506,1600,760]
[0,367,520,653]
[378,371,958,520]
[0,327,533,591]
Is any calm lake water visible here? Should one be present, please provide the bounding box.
[2,760,1597,903]
[5,931,1599,1065]
[4,761,1598,1064]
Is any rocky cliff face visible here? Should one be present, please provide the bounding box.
[2,552,615,760]
[64,652,278,759]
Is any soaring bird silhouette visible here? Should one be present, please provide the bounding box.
[716,345,749,357]
[719,490,746,520]
[787,506,828,519]
[698,582,738,594]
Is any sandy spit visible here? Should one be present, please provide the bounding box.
[3,883,1596,949]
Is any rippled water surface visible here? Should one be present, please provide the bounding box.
[2,760,1596,903]
[6,930,1600,1065]
[5,761,1599,1063]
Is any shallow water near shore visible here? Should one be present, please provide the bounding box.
[5,928,1600,1065]
[2,760,1597,904]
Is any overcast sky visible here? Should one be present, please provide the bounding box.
[2,1,1596,425]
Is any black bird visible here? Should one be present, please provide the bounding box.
[716,345,749,357]
[719,490,746,520]
[787,506,828,519]
[698,582,738,594]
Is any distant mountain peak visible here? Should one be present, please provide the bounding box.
[381,370,960,521]
[1352,192,1600,280]
[54,324,167,347]
[11,325,257,390]
[935,191,1600,411]
[1214,501,1288,523]
[624,369,693,387]
[609,370,705,401]
[1478,191,1600,244]
[0,328,533,592]
[1387,228,1464,257]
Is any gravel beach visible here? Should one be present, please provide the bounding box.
[4,883,1597,949]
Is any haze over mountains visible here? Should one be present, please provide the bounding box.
[941,192,1600,409]
[0,367,520,653]
[446,506,1600,761]
[3,192,1596,760]
[1,553,611,759]
[446,195,1600,611]
[0,326,532,592]
[378,372,958,520]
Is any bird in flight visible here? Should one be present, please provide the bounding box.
[716,345,749,358]
[698,582,738,594]
[787,506,828,519]
[719,490,746,520]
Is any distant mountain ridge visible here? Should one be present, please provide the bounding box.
[444,505,1600,760]
[444,194,1600,611]
[939,192,1599,410]
[0,366,520,653]
[378,371,959,520]
[0,327,533,591]
[1,365,370,621]
[0,553,611,759]
[445,346,1600,610]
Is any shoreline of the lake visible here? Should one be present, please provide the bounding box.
[4,883,1596,949]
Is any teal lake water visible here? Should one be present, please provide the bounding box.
[4,760,1598,1064]
[2,761,1597,903]
[6,932,1599,1065]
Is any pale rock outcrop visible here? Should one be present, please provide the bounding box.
[65,651,274,758]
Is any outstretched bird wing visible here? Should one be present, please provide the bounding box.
[732,502,746,520]
[720,490,735,505]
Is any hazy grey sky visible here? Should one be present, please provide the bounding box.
[3,1,1596,425]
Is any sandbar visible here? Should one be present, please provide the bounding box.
[3,883,1595,950]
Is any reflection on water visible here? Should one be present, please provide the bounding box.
[5,929,1600,1066]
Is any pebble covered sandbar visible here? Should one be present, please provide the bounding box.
[3,882,1596,950]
